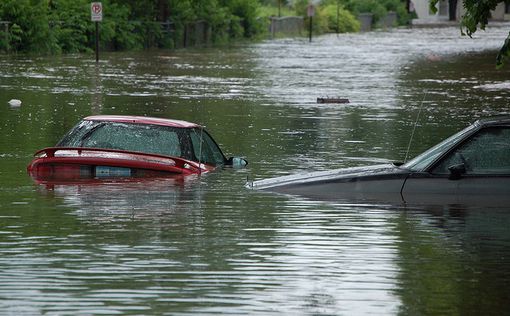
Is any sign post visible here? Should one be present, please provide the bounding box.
[307,4,315,42]
[336,0,340,35]
[90,2,102,62]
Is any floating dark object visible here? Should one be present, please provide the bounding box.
[317,97,350,104]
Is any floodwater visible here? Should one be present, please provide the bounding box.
[1,25,510,315]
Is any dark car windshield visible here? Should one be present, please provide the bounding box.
[57,120,226,166]
[402,123,476,172]
[431,127,510,175]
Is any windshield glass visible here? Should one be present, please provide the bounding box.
[402,124,476,171]
[190,128,226,166]
[57,120,227,165]
[58,120,192,158]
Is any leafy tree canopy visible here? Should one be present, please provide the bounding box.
[0,0,409,54]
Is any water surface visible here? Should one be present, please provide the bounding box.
[1,25,510,314]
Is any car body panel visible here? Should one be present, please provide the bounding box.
[28,147,209,182]
[83,115,200,128]
[251,116,510,204]
[451,176,510,195]
[401,175,510,206]
[251,164,410,201]
[401,173,460,195]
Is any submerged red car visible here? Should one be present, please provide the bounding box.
[27,115,247,182]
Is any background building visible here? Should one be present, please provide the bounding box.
[411,0,510,25]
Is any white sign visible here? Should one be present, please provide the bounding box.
[91,2,103,22]
[307,4,315,17]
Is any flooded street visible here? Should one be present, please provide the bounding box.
[1,25,510,314]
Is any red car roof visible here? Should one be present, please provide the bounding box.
[84,115,201,128]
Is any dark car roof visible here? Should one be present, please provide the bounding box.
[84,115,201,128]
[475,115,510,127]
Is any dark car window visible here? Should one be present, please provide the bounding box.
[431,127,510,175]
[402,124,476,172]
[190,128,226,166]
[58,120,96,146]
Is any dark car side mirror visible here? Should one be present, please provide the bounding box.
[448,163,466,180]
[226,157,248,168]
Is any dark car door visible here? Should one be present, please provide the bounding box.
[402,126,510,203]
[400,172,461,204]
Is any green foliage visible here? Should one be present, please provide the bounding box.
[48,0,92,54]
[383,0,412,25]
[347,0,387,25]
[8,23,23,51]
[345,0,409,27]
[0,0,56,53]
[496,32,510,68]
[257,4,295,18]
[293,0,311,16]
[320,4,360,33]
[0,0,411,54]
[102,2,145,50]
[225,0,263,38]
[260,0,358,36]
[0,0,269,53]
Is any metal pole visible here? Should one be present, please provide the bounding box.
[270,17,275,39]
[95,21,99,62]
[309,16,312,42]
[4,22,8,50]
[336,0,339,35]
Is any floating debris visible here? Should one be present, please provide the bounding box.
[8,99,22,107]
[317,97,349,104]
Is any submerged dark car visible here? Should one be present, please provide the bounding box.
[250,116,510,204]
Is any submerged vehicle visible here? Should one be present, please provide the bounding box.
[250,116,510,204]
[28,115,247,182]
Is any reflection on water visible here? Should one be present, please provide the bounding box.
[1,25,510,314]
[395,206,510,315]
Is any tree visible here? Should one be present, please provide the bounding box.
[430,0,510,68]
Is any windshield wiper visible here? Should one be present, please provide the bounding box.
[79,122,106,147]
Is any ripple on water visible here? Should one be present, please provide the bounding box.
[1,24,510,315]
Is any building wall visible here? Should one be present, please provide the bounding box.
[411,0,507,22]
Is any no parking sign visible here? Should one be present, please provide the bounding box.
[307,4,315,17]
[91,2,102,62]
[91,2,103,22]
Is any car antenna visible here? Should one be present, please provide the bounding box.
[404,90,427,163]
[198,125,204,175]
